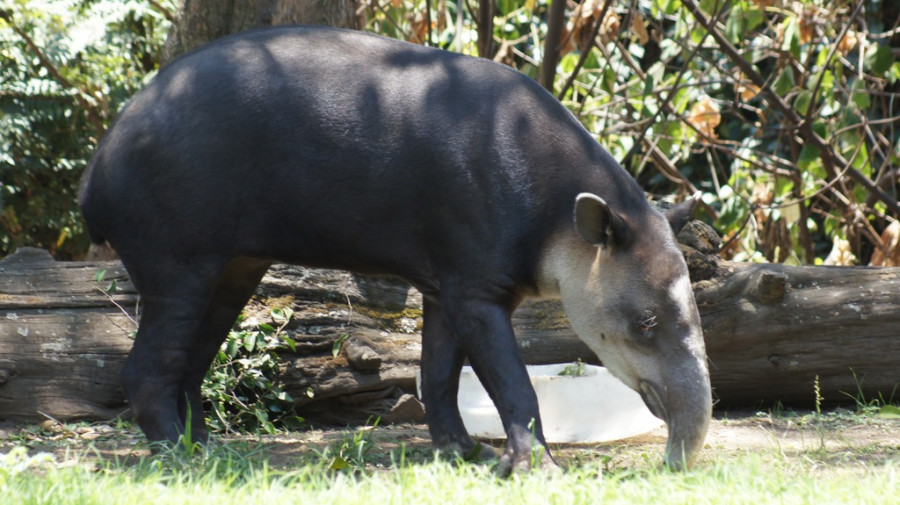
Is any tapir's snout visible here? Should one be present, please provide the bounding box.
[638,356,712,470]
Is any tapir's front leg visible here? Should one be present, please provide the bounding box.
[440,292,557,475]
[420,299,496,461]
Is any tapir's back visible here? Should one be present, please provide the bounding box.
[80,26,645,289]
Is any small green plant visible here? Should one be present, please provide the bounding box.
[202,308,303,435]
[332,333,350,358]
[558,359,586,377]
[814,375,823,416]
[320,418,381,472]
[526,417,546,470]
[840,368,900,418]
[177,404,202,457]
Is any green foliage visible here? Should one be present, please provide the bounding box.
[368,0,900,264]
[0,0,170,259]
[202,308,304,435]
[557,359,587,377]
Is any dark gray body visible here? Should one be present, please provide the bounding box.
[80,26,711,472]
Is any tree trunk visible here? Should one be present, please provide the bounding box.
[162,0,361,63]
[2,234,899,423]
[476,0,495,59]
[539,0,567,90]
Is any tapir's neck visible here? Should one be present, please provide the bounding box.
[535,232,598,299]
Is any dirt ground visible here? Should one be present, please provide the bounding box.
[1,409,897,471]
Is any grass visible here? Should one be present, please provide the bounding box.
[1,409,898,505]
[0,445,896,505]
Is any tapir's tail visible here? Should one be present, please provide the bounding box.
[78,159,108,246]
[78,165,120,261]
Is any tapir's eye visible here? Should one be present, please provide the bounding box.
[637,310,658,337]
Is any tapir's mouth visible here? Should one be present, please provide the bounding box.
[639,380,669,422]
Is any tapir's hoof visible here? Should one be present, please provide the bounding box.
[497,448,560,476]
[438,441,498,462]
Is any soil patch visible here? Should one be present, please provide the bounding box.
[1,409,897,472]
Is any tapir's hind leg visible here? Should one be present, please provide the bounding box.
[177,258,272,442]
[118,256,229,444]
[420,298,496,461]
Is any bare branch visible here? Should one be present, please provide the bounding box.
[146,0,177,22]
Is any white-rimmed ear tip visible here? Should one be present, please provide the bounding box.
[575,192,607,205]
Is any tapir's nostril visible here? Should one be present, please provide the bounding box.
[639,380,668,422]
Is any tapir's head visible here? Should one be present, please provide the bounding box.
[542,192,712,469]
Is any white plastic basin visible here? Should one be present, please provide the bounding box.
[419,364,664,443]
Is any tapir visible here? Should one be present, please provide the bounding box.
[79,26,712,473]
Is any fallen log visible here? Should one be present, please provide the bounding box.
[0,248,136,421]
[1,232,899,424]
[696,262,900,407]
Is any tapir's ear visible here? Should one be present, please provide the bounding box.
[665,192,701,235]
[574,193,624,247]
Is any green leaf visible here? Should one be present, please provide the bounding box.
[643,72,655,98]
[887,62,900,84]
[817,71,838,116]
[846,141,869,174]
[812,121,827,138]
[243,332,257,352]
[94,269,106,282]
[794,90,812,115]
[814,69,834,95]
[698,0,721,16]
[653,0,682,16]
[724,3,763,45]
[226,336,239,357]
[332,333,350,358]
[781,17,801,60]
[330,456,349,471]
[781,202,801,224]
[724,5,744,44]
[690,25,708,45]
[671,85,691,115]
[878,405,900,419]
[865,43,894,76]
[850,80,870,109]
[774,68,795,96]
[271,307,293,322]
[601,66,617,94]
[744,4,764,32]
